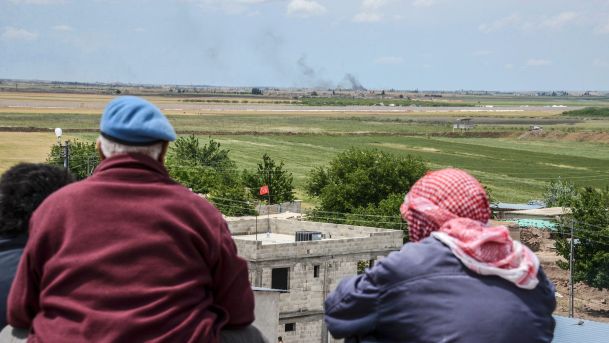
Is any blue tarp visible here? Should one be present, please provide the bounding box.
[553,315,609,343]
[491,202,545,211]
[515,219,557,230]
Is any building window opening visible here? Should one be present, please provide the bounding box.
[285,323,296,332]
[272,267,289,290]
[357,260,368,274]
[313,265,320,278]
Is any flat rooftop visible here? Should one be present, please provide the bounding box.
[235,233,299,245]
[505,207,571,217]
[233,232,366,245]
[228,217,404,260]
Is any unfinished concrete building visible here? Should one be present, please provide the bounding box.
[227,216,403,343]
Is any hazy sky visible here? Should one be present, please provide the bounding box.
[2,0,609,90]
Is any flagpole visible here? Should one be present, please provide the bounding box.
[267,172,271,237]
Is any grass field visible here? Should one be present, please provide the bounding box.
[0,132,79,172]
[3,111,609,134]
[2,92,609,204]
[200,135,609,203]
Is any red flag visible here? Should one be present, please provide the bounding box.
[259,185,269,195]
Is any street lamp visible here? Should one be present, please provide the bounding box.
[54,127,63,143]
[54,127,69,169]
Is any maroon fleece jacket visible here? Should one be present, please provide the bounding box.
[7,154,254,343]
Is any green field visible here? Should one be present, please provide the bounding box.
[4,111,609,134]
[78,132,609,203]
[191,135,609,203]
[2,92,609,204]
[563,107,609,117]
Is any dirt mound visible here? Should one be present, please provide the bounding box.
[518,130,609,143]
[520,229,542,252]
[563,132,609,143]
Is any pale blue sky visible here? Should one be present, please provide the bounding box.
[1,0,609,90]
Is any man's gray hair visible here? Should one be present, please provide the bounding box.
[97,135,163,160]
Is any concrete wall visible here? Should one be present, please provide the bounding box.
[227,218,401,239]
[229,218,403,343]
[252,258,358,313]
[235,234,401,262]
[229,219,403,263]
[253,289,281,342]
[278,315,324,343]
[257,201,302,215]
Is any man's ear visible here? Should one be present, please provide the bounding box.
[96,138,106,161]
[159,142,169,164]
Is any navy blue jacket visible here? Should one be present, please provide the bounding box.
[0,234,27,328]
[325,237,556,343]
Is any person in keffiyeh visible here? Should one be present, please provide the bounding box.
[325,168,556,343]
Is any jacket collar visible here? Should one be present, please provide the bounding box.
[92,153,171,182]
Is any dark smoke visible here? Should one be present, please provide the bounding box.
[341,73,366,91]
[255,30,288,77]
[297,55,315,77]
[296,54,366,90]
[296,54,332,88]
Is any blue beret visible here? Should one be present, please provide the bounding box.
[100,96,176,145]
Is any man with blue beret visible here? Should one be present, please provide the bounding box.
[6,96,266,343]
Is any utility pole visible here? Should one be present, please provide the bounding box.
[569,220,575,318]
[62,140,70,170]
[55,128,70,170]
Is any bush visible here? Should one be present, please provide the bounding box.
[168,134,234,170]
[166,135,255,215]
[305,148,427,213]
[543,177,578,207]
[555,187,609,289]
[305,148,427,238]
[562,107,609,117]
[47,139,99,180]
[346,194,408,240]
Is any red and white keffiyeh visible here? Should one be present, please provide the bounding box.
[400,169,540,290]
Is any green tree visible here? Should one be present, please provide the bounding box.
[555,187,609,289]
[243,153,295,203]
[208,183,257,216]
[346,193,406,235]
[166,135,255,216]
[305,148,427,213]
[168,134,234,170]
[305,148,427,238]
[47,139,99,180]
[544,177,578,207]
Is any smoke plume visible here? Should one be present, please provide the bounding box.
[340,73,366,91]
[297,55,315,77]
[296,54,332,88]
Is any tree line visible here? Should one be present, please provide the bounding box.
[47,137,609,290]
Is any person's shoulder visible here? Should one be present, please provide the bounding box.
[535,265,557,297]
[163,183,225,218]
[34,179,89,209]
[373,237,460,284]
[165,183,213,205]
[401,236,452,260]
